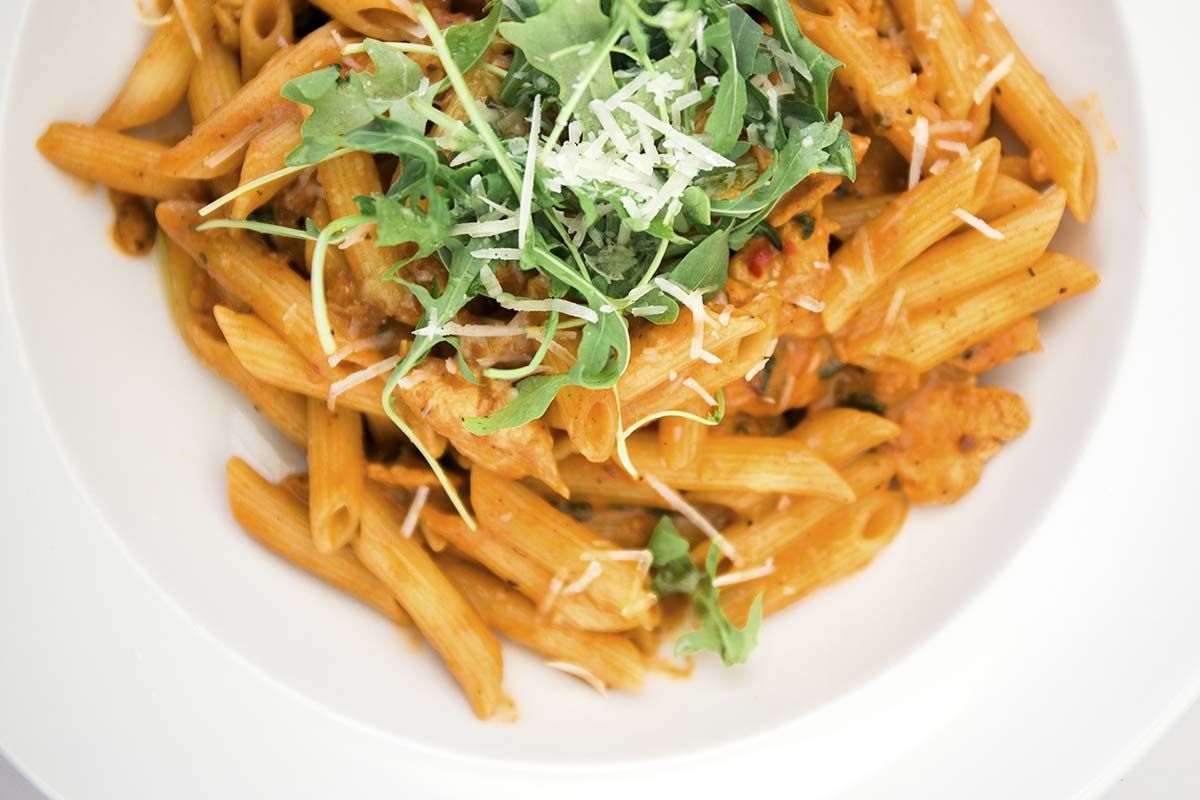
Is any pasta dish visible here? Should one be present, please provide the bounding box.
[37,0,1098,718]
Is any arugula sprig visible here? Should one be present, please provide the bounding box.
[649,516,762,665]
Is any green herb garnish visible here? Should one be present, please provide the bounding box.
[196,0,854,524]
[649,516,762,665]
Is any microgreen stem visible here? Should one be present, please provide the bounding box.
[416,4,523,193]
[196,219,318,241]
[312,214,373,355]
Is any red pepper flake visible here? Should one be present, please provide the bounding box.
[747,239,780,278]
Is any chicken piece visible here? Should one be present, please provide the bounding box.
[948,317,1042,374]
[397,361,566,497]
[890,383,1030,504]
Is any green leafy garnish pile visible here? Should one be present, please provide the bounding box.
[199,0,853,526]
[649,516,762,665]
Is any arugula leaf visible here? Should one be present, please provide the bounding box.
[499,0,619,131]
[445,0,501,73]
[702,6,756,156]
[740,0,842,116]
[649,517,762,666]
[281,42,424,165]
[666,228,730,298]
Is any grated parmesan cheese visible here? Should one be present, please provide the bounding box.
[517,94,541,248]
[883,286,907,332]
[712,558,776,588]
[400,486,429,538]
[935,139,970,158]
[642,474,739,563]
[545,661,607,694]
[973,52,1015,104]
[327,355,401,411]
[908,116,930,189]
[682,377,718,407]
[538,576,565,616]
[653,277,721,365]
[952,208,1005,239]
[327,330,397,367]
[744,358,770,382]
[562,561,603,596]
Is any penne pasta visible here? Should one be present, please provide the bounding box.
[967,0,1097,221]
[226,457,409,625]
[355,486,505,719]
[317,151,421,324]
[97,15,196,131]
[721,489,909,624]
[308,0,425,40]
[306,397,366,553]
[158,22,350,179]
[230,105,304,220]
[848,252,1099,372]
[210,305,446,457]
[440,558,646,691]
[240,0,296,81]
[37,124,202,200]
[891,0,991,136]
[821,138,1000,332]
[842,187,1068,342]
[420,506,638,633]
[623,432,854,501]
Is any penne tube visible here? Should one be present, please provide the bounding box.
[557,456,670,509]
[977,173,1040,220]
[821,138,1000,332]
[188,42,243,124]
[824,193,896,242]
[849,252,1099,372]
[308,0,425,40]
[306,397,365,553]
[420,507,638,633]
[211,305,446,457]
[616,300,769,403]
[658,397,708,471]
[240,0,296,81]
[367,460,464,490]
[967,0,1097,221]
[440,558,646,691]
[624,432,854,501]
[190,320,310,447]
[471,470,659,626]
[796,4,952,161]
[159,22,350,179]
[827,173,1037,241]
[843,187,1067,341]
[317,151,420,323]
[785,407,902,466]
[706,452,897,567]
[97,15,196,131]
[721,489,909,624]
[37,124,202,200]
[230,105,304,220]
[891,0,991,133]
[548,387,619,464]
[156,200,326,367]
[355,487,505,720]
[226,457,410,625]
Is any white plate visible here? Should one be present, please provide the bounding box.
[1,0,1198,796]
